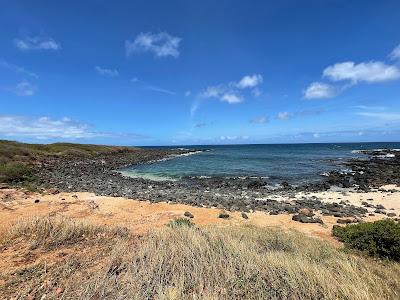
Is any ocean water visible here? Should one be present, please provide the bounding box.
[121,142,400,184]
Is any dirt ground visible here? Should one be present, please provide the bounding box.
[1,186,398,246]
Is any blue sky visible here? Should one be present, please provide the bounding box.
[1,0,400,146]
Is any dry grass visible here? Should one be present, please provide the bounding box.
[5,216,129,250]
[1,217,400,299]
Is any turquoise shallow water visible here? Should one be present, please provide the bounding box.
[122,142,400,184]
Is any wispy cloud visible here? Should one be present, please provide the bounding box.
[144,85,176,95]
[323,61,400,83]
[195,122,207,128]
[126,32,181,58]
[0,115,145,141]
[353,105,385,111]
[277,112,291,120]
[356,112,400,121]
[95,66,119,77]
[14,36,60,51]
[14,81,36,96]
[390,44,400,61]
[277,109,324,120]
[304,82,337,99]
[250,116,269,124]
[0,60,38,79]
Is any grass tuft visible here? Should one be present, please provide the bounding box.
[167,217,195,228]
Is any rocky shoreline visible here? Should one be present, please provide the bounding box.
[35,147,400,221]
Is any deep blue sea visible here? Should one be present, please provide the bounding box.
[121,142,400,184]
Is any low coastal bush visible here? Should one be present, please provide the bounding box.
[2,218,400,299]
[333,219,400,261]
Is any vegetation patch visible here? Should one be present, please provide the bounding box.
[167,217,195,228]
[5,216,129,250]
[1,218,399,299]
[0,162,33,184]
[333,219,400,261]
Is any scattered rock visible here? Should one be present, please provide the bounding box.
[337,219,355,224]
[184,211,194,218]
[218,212,230,219]
[298,208,314,217]
[292,214,323,224]
[34,199,40,203]
[387,212,397,217]
[241,212,248,219]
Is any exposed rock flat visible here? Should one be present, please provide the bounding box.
[34,148,400,219]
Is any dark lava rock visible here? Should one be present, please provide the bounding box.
[218,212,230,219]
[34,199,40,203]
[337,218,355,224]
[374,209,386,215]
[292,214,323,224]
[184,211,194,218]
[241,212,249,219]
[387,212,397,217]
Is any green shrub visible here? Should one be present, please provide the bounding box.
[167,218,195,228]
[0,162,33,183]
[333,219,400,261]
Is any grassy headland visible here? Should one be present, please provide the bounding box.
[0,140,138,184]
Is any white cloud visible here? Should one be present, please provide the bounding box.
[304,82,336,99]
[14,36,60,51]
[277,112,291,120]
[313,133,320,138]
[356,112,400,121]
[95,66,119,77]
[0,115,97,139]
[184,90,191,97]
[323,61,400,83]
[236,74,263,89]
[130,77,139,83]
[15,81,36,96]
[0,115,145,140]
[221,92,243,104]
[0,60,38,79]
[199,74,263,105]
[250,116,268,124]
[390,44,400,61]
[126,32,181,58]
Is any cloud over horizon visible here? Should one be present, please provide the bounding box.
[0,115,146,141]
